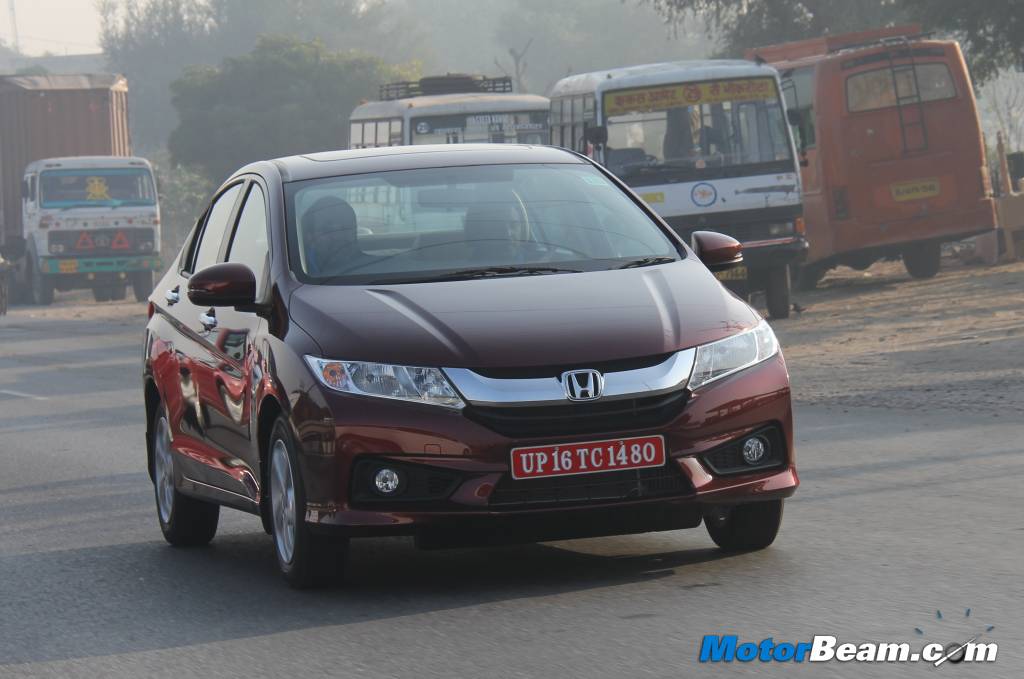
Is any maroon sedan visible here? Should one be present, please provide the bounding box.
[143,144,797,588]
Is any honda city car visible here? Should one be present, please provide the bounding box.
[142,144,798,588]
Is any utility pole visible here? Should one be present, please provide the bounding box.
[8,0,19,54]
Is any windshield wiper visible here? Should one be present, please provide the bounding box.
[617,256,678,269]
[380,265,583,284]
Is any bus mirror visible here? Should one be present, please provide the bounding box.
[786,109,803,127]
[584,125,608,146]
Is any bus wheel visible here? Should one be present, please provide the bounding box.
[765,267,791,319]
[903,242,941,279]
[29,261,54,306]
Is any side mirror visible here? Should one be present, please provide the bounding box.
[786,108,803,127]
[583,125,608,146]
[188,262,256,307]
[21,178,32,201]
[691,230,743,272]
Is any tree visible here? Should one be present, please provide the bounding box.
[100,0,424,152]
[980,71,1024,152]
[645,0,905,57]
[168,36,414,183]
[646,0,1024,84]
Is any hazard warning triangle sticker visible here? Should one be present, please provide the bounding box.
[75,232,95,250]
[111,231,131,250]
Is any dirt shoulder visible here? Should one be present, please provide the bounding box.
[776,257,1024,417]
[3,259,1022,417]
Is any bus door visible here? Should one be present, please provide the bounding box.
[839,53,960,243]
[781,66,830,261]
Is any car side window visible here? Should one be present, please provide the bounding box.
[192,183,244,273]
[227,183,269,296]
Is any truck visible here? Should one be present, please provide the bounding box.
[0,74,161,305]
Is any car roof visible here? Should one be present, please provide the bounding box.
[242,144,584,183]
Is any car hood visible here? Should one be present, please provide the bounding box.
[288,259,760,368]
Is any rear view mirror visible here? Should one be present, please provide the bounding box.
[691,231,743,272]
[583,125,608,146]
[188,262,256,307]
[786,108,803,127]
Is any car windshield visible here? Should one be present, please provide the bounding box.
[39,168,157,209]
[286,162,681,284]
[603,77,793,185]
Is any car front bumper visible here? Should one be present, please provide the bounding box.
[294,353,798,541]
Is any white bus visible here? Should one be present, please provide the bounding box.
[550,61,806,318]
[350,75,549,148]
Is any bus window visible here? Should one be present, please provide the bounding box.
[781,67,816,148]
[390,119,403,145]
[603,78,793,181]
[375,121,390,146]
[846,63,956,113]
[350,122,364,149]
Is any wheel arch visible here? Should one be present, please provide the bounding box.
[143,378,161,482]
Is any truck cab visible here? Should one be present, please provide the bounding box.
[20,156,161,304]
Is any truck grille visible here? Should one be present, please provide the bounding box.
[48,228,155,256]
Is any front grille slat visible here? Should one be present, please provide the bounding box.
[465,389,689,438]
[489,464,693,509]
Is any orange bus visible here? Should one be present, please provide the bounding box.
[750,26,996,287]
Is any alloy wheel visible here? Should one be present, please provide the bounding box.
[270,440,297,564]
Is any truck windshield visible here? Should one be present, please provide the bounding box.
[285,162,680,285]
[39,168,157,209]
[603,77,793,186]
[411,111,549,145]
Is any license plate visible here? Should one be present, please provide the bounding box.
[890,178,940,202]
[510,435,666,480]
[715,265,747,281]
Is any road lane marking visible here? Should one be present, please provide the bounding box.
[0,389,49,401]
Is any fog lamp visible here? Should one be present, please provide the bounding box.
[741,437,767,465]
[374,467,402,495]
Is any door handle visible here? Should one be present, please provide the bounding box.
[165,286,180,305]
[199,309,217,330]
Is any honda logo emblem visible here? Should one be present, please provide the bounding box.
[562,369,604,401]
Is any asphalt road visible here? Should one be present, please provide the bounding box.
[1,305,1021,678]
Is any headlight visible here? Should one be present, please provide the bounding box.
[305,356,464,409]
[688,320,779,390]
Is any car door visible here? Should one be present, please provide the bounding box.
[196,179,271,492]
[161,181,246,495]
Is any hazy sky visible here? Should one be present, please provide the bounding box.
[4,0,102,56]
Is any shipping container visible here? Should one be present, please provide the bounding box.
[0,74,131,252]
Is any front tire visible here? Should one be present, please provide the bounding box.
[705,499,784,551]
[152,409,219,546]
[764,267,791,319]
[131,270,153,303]
[903,241,941,279]
[29,261,54,306]
[268,418,348,588]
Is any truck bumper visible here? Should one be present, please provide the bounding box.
[741,236,809,270]
[39,255,161,275]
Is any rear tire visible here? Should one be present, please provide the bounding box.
[29,261,54,306]
[131,270,154,303]
[268,417,348,588]
[793,263,826,291]
[764,267,791,319]
[151,408,219,547]
[705,499,783,552]
[903,242,941,279]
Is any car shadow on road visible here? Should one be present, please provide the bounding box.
[0,512,740,666]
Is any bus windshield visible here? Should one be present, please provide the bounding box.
[411,111,548,145]
[603,77,793,186]
[40,168,157,209]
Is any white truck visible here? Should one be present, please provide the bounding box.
[18,156,161,304]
